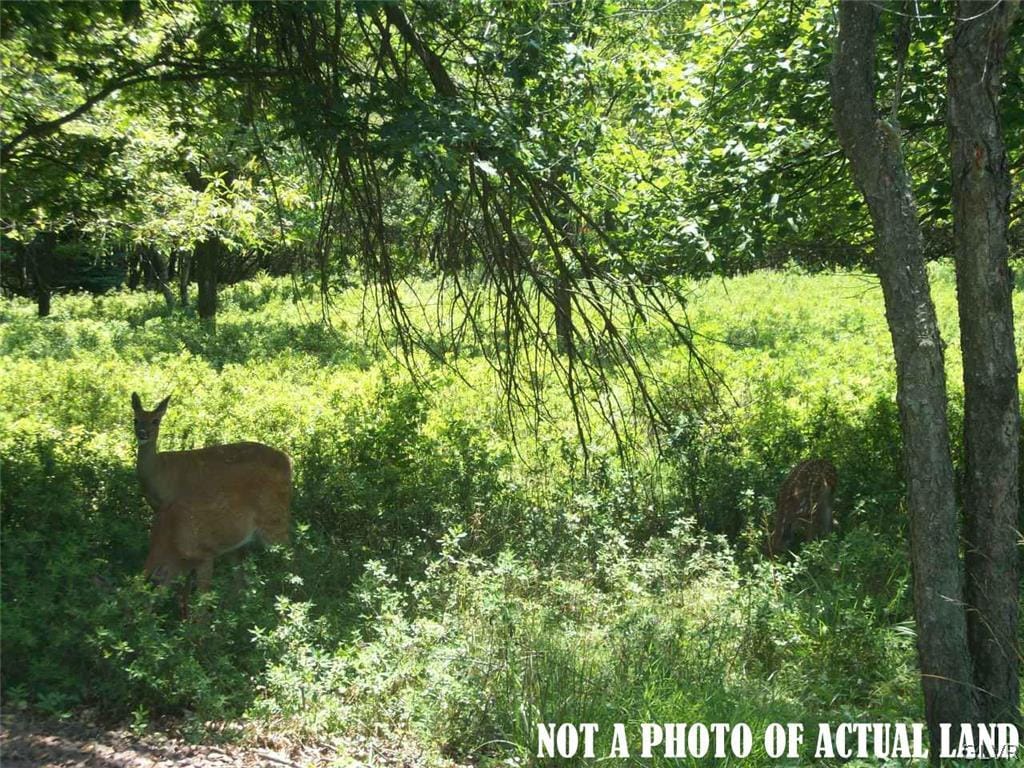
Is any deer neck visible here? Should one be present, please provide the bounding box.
[136,437,162,505]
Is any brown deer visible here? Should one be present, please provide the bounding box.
[132,393,292,592]
[767,458,837,557]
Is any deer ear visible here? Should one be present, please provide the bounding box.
[155,395,171,414]
[131,392,142,412]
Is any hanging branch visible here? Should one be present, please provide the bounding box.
[252,1,719,456]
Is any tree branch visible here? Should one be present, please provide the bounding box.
[381,4,457,98]
[2,63,288,164]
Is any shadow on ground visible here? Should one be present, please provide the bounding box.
[0,714,340,768]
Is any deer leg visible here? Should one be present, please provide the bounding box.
[223,547,251,593]
[195,559,214,592]
[224,547,250,568]
[772,514,795,556]
[177,570,195,619]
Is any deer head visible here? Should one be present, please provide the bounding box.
[131,392,170,445]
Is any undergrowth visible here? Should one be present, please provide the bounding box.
[2,265,1019,766]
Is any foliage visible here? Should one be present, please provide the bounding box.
[1,2,311,300]
[1,0,1023,760]
[3,268,1018,761]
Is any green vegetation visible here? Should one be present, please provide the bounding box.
[2,0,1021,762]
[3,266,1017,764]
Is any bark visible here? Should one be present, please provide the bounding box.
[831,0,977,748]
[177,249,192,307]
[381,5,457,98]
[194,237,221,326]
[127,249,141,290]
[551,213,576,357]
[36,285,51,318]
[947,0,1021,726]
[30,232,56,318]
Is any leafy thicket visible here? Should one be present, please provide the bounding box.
[1,2,309,300]
[4,266,1019,764]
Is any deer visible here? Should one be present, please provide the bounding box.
[132,393,292,595]
[766,458,837,557]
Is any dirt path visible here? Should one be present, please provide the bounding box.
[0,714,364,768]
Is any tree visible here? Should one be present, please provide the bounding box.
[193,236,222,326]
[947,0,1021,726]
[832,0,1022,749]
[0,2,311,313]
[830,0,977,749]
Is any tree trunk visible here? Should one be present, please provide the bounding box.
[127,248,141,290]
[30,231,56,318]
[554,274,573,356]
[36,284,51,317]
[550,214,576,357]
[195,237,220,327]
[831,0,977,750]
[947,0,1021,726]
[142,246,176,309]
[177,249,191,307]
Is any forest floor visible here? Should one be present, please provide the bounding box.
[0,714,424,768]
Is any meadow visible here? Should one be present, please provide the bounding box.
[2,263,1021,766]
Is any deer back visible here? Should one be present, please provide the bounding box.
[153,442,292,516]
